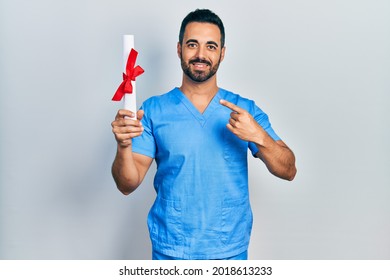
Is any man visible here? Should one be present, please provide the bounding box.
[111,9,296,260]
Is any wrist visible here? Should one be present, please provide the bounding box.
[117,141,132,150]
[251,126,268,147]
[253,131,273,149]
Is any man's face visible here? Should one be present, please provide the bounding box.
[178,22,225,83]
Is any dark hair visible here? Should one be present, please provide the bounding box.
[179,9,225,47]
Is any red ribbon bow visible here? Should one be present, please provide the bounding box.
[112,48,144,101]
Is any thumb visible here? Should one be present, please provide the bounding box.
[137,110,145,121]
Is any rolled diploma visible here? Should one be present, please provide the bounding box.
[123,35,137,119]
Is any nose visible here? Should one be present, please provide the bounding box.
[196,44,206,59]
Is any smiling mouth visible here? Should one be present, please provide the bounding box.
[192,62,209,69]
[190,59,211,66]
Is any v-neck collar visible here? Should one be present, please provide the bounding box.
[173,87,222,127]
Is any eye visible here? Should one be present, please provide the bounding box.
[207,45,217,50]
[187,43,198,48]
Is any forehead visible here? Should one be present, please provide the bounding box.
[183,22,221,43]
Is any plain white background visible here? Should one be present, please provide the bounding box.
[1,0,389,259]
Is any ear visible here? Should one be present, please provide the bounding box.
[220,46,226,62]
[177,42,182,58]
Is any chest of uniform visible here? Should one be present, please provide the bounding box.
[152,108,248,159]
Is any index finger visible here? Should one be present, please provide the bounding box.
[219,99,244,113]
[116,109,135,119]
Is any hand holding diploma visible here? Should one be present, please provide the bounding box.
[112,35,145,147]
[111,109,144,147]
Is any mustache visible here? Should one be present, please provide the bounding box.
[189,58,211,66]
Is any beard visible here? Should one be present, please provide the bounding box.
[181,55,222,83]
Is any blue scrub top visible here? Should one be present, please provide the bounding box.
[132,87,280,259]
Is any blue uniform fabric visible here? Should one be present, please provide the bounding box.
[152,249,248,260]
[132,87,280,259]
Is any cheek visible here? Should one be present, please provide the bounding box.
[180,52,191,62]
[211,54,222,64]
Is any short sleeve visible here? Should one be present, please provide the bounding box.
[248,102,281,157]
[131,104,156,159]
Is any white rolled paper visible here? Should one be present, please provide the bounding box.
[123,35,137,120]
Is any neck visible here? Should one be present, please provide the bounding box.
[179,75,219,98]
[178,75,219,114]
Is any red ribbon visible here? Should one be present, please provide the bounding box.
[112,48,144,101]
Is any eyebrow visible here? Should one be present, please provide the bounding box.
[185,39,219,48]
[207,41,219,47]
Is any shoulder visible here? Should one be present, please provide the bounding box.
[141,88,180,109]
[219,88,259,114]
